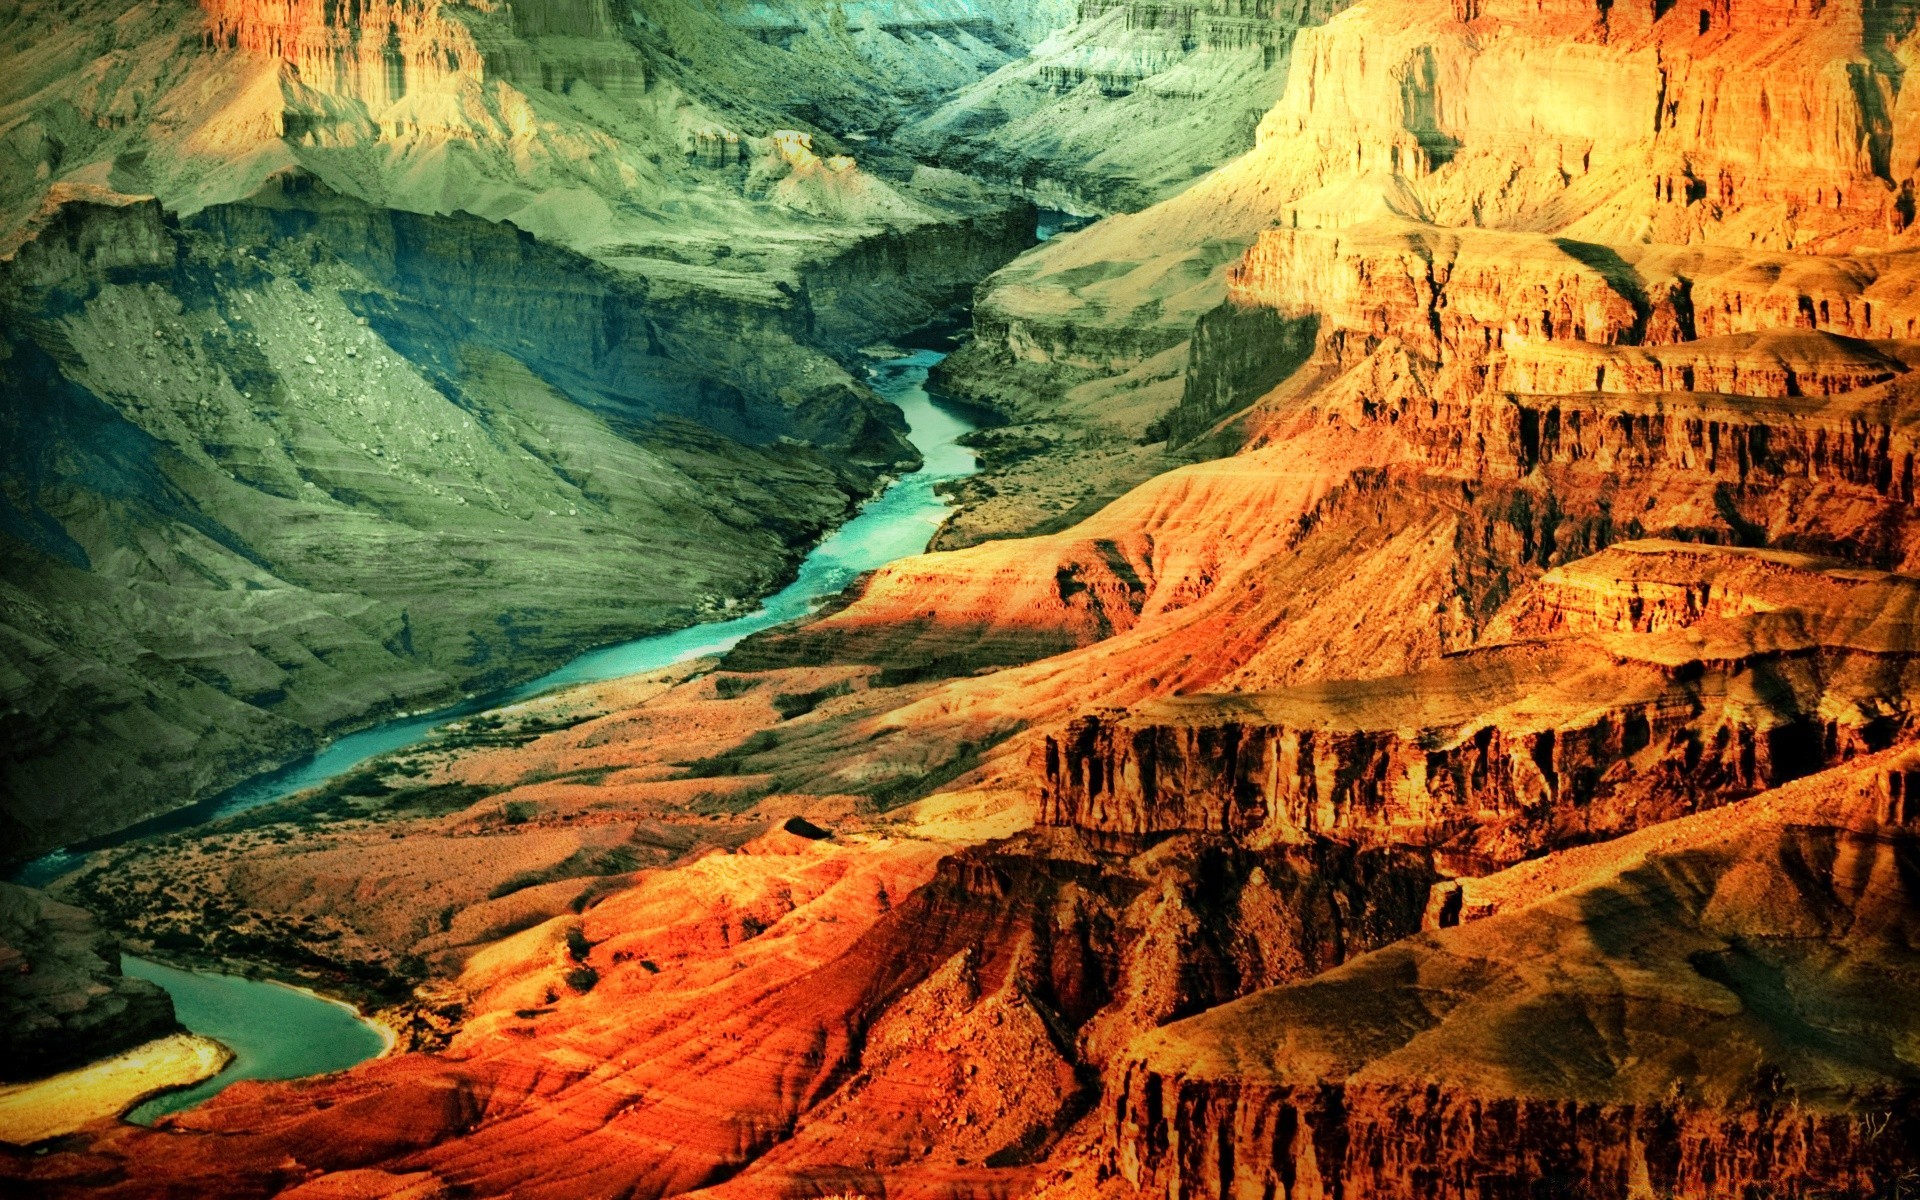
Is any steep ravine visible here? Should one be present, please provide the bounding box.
[0,181,1034,860]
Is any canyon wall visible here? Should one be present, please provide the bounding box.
[197,0,497,108]
[979,0,1920,1180]
[932,0,1920,542]
[1108,759,1920,1198]
[1037,543,1920,870]
[905,0,1345,213]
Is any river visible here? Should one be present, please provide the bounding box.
[23,339,980,1117]
[120,956,391,1125]
[18,341,979,888]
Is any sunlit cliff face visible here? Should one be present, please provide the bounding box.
[7,0,1920,1197]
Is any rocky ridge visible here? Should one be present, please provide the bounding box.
[1040,542,1920,869]
[0,882,176,1084]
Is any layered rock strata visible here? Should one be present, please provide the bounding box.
[934,0,1920,542]
[1041,542,1920,870]
[1110,753,1920,1199]
[11,701,1439,1199]
[905,0,1342,213]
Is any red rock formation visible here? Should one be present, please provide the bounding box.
[1037,542,1920,866]
[1109,754,1920,1199]
[1228,223,1920,367]
[197,0,488,106]
[1253,0,1917,247]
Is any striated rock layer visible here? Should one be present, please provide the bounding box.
[1111,754,1920,1199]
[904,0,1342,213]
[1039,542,1920,870]
[933,0,1920,540]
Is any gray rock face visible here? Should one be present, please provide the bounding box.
[0,882,175,1083]
[902,0,1344,213]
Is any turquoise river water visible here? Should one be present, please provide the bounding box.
[120,955,391,1125]
[20,341,980,1117]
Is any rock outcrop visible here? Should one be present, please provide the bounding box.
[933,0,1920,540]
[1111,753,1920,1199]
[0,883,176,1083]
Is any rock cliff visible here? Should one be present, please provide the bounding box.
[0,882,176,1083]
[1111,754,1920,1199]
[933,0,1920,540]
[1039,542,1920,870]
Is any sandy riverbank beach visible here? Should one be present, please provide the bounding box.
[0,1033,232,1144]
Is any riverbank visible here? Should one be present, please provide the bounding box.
[0,945,400,1145]
[0,1034,232,1145]
[121,956,392,1125]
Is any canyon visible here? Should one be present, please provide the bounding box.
[0,0,1048,853]
[6,0,1920,1198]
